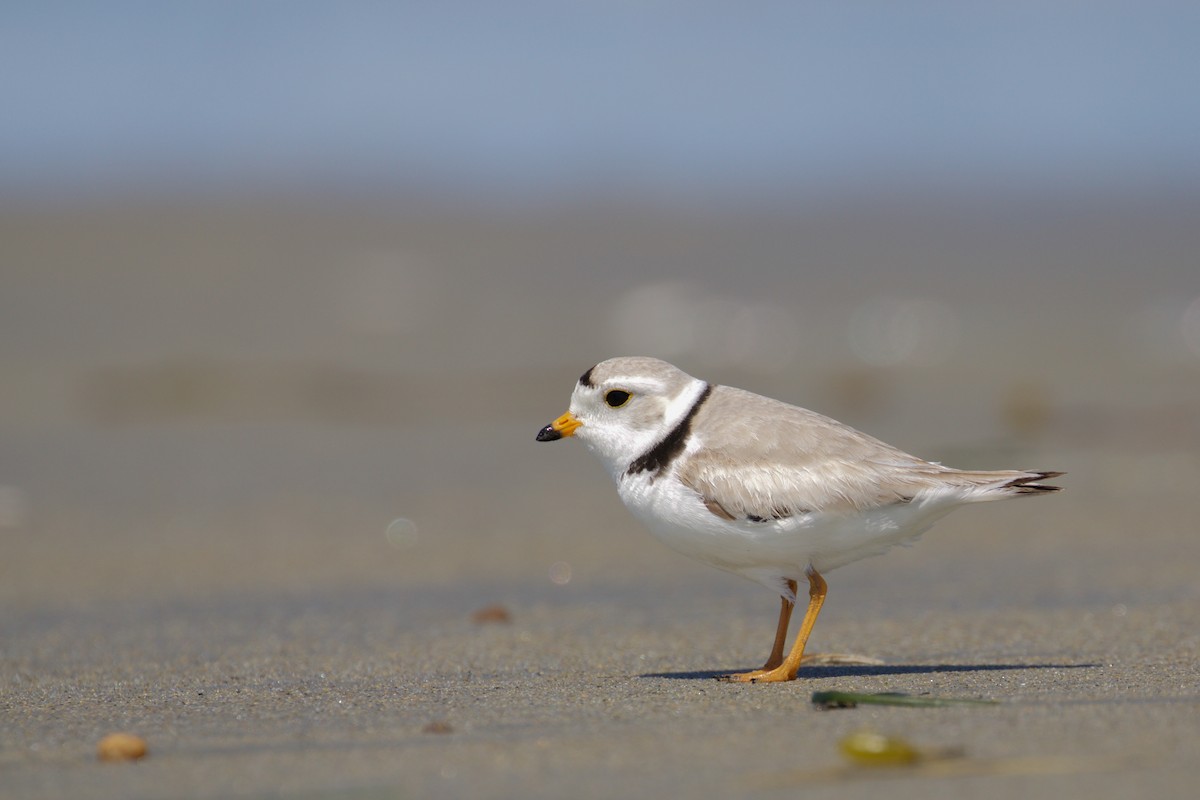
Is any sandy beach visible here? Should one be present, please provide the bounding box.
[2,200,1199,798]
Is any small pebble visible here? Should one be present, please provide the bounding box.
[97,732,148,762]
[423,721,454,734]
[471,604,512,624]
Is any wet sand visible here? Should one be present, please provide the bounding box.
[2,199,1199,798]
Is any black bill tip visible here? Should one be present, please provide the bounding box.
[535,424,562,442]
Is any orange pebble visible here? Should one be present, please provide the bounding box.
[97,732,148,762]
[470,604,512,623]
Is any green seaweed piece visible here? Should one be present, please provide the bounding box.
[839,730,922,765]
[812,690,999,709]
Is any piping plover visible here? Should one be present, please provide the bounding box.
[536,356,1062,682]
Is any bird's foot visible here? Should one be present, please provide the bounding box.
[717,665,797,683]
[717,653,883,682]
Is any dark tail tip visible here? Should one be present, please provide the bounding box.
[1006,470,1065,494]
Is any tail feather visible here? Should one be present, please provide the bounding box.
[1002,470,1064,494]
[944,469,1065,499]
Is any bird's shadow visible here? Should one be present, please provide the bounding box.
[641,662,1099,681]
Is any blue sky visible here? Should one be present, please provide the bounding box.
[2,1,1198,202]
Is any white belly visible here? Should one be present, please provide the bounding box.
[616,469,963,594]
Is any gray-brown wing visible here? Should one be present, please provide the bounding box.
[677,386,948,518]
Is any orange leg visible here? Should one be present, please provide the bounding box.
[723,569,827,683]
[721,580,797,681]
[761,581,797,670]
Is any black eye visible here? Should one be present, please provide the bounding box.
[604,389,631,408]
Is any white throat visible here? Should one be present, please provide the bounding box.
[579,377,709,484]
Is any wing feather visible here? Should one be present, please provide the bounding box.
[677,386,954,518]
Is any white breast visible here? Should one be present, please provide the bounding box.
[618,469,761,571]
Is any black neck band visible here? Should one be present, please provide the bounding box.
[626,383,713,477]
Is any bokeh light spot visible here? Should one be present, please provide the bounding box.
[548,561,572,585]
[848,296,958,366]
[0,486,28,529]
[1181,295,1200,358]
[385,517,419,549]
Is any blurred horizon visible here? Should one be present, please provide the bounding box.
[3,2,1199,208]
